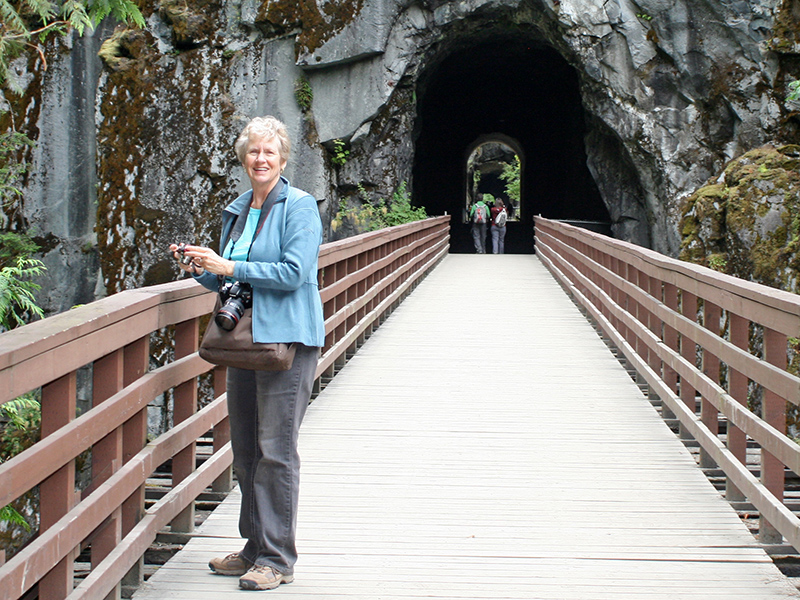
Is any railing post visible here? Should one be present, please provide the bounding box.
[121,336,150,593]
[679,291,698,441]
[91,349,125,600]
[212,365,233,492]
[699,301,721,469]
[663,283,680,396]
[346,255,358,357]
[356,250,368,347]
[609,256,625,342]
[726,314,749,502]
[645,275,664,404]
[171,319,200,533]
[760,327,787,544]
[626,265,646,387]
[39,372,78,600]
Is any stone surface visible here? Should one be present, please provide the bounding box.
[679,144,800,293]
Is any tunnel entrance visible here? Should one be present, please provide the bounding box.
[464,135,523,224]
[412,37,610,253]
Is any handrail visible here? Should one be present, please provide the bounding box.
[0,215,450,600]
[535,216,800,551]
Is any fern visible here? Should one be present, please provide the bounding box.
[1,393,41,460]
[0,504,30,531]
[1,396,41,420]
[0,393,40,531]
[0,0,144,90]
[0,256,46,330]
[0,1,28,34]
[60,0,91,34]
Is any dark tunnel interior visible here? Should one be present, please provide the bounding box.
[412,38,610,253]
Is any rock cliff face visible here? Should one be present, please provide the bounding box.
[3,0,798,314]
[679,144,800,292]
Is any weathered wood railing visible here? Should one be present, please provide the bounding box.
[0,215,449,600]
[535,216,800,550]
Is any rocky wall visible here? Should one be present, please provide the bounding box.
[2,0,797,316]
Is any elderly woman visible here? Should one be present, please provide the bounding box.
[171,116,325,591]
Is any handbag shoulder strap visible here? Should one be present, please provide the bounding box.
[216,181,286,292]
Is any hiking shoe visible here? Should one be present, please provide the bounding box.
[208,552,250,576]
[239,565,294,590]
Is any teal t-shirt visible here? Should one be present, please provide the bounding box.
[223,207,262,262]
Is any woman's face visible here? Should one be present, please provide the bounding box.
[244,135,286,191]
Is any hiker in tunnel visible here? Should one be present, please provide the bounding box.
[469,194,491,253]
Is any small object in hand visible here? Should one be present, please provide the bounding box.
[176,243,194,266]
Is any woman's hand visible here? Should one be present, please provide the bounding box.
[169,243,204,275]
[170,244,235,277]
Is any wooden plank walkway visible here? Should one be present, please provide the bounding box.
[133,254,800,599]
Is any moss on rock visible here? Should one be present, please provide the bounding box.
[255,0,363,56]
[678,144,800,292]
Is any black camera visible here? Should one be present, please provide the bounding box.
[175,243,193,266]
[216,281,253,331]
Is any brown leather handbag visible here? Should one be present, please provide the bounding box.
[199,302,296,371]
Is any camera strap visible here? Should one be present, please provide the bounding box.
[229,179,284,247]
[218,179,285,292]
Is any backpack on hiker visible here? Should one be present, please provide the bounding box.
[495,208,507,227]
[472,203,487,224]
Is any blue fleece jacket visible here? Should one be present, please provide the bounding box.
[195,177,325,347]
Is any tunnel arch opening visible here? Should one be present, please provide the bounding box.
[412,35,610,253]
[464,134,525,224]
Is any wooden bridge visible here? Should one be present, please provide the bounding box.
[3,217,800,599]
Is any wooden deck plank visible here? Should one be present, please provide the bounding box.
[133,255,799,599]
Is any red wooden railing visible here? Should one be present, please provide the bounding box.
[0,216,449,600]
[535,216,800,549]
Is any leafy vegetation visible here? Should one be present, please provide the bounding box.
[330,138,349,166]
[0,394,41,533]
[294,76,313,112]
[0,115,46,332]
[789,80,800,103]
[0,124,34,212]
[0,253,45,330]
[0,394,40,462]
[331,181,428,233]
[500,155,521,206]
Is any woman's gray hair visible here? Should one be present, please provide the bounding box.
[235,116,291,164]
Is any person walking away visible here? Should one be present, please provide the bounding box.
[490,198,507,254]
[469,194,490,253]
[170,116,325,591]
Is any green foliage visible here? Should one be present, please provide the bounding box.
[0,112,46,330]
[381,182,428,227]
[0,394,40,532]
[332,181,427,233]
[707,253,728,272]
[0,394,41,461]
[0,121,35,212]
[294,77,313,112]
[0,254,46,331]
[788,80,800,103]
[0,0,145,93]
[330,139,349,166]
[636,13,653,21]
[0,504,30,530]
[0,231,38,268]
[500,155,521,205]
